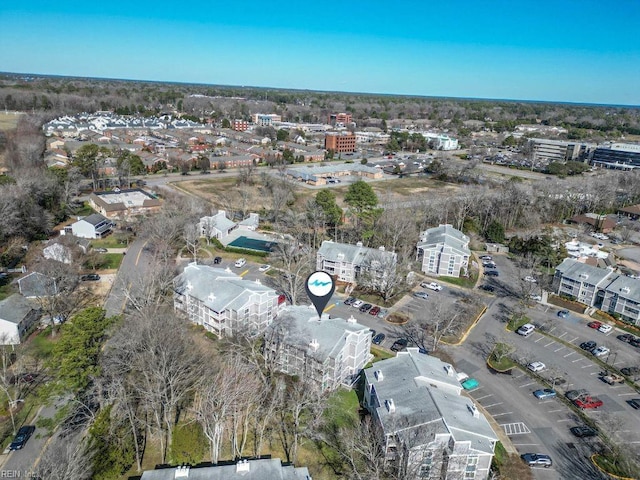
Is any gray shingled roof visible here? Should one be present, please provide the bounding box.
[82,213,110,227]
[555,258,615,286]
[417,224,470,256]
[175,264,276,313]
[17,272,58,298]
[0,294,39,324]
[605,274,640,302]
[140,458,311,480]
[273,305,369,363]
[317,241,396,266]
[365,349,496,454]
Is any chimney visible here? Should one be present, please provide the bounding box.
[375,370,384,381]
[236,459,250,473]
[468,403,480,418]
[207,292,215,302]
[347,315,356,323]
[174,465,190,479]
[356,241,363,247]
[309,339,319,351]
[445,364,454,377]
[254,278,261,285]
[385,398,396,413]
[379,246,385,251]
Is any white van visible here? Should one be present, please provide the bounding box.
[234,258,246,268]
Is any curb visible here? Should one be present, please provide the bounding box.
[441,305,488,346]
[590,454,637,480]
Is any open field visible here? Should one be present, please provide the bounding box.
[0,111,23,131]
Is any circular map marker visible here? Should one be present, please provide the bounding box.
[305,271,335,320]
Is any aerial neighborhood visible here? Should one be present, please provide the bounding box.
[1,74,640,480]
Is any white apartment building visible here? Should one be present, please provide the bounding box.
[316,240,397,285]
[417,225,470,278]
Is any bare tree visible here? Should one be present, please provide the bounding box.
[267,241,314,305]
[358,251,409,303]
[32,435,94,480]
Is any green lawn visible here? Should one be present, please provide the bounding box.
[101,253,124,270]
[437,270,478,289]
[90,234,133,249]
[0,282,16,301]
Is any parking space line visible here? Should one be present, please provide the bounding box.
[557,419,571,423]
[554,346,564,352]
[572,358,582,363]
[544,340,555,347]
[618,393,637,397]
[534,337,544,343]
[564,351,575,358]
[519,382,535,388]
[475,394,493,401]
[548,409,563,413]
[512,443,539,446]
[569,336,578,343]
[582,364,596,368]
[492,412,513,417]
[558,332,567,338]
[613,360,624,366]
[484,402,503,408]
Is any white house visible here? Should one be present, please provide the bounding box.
[63,213,112,239]
[173,263,283,337]
[316,240,397,285]
[265,305,373,391]
[0,294,42,345]
[198,210,237,239]
[417,225,470,278]
[363,349,497,480]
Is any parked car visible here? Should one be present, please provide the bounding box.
[9,425,35,451]
[592,346,610,357]
[621,367,640,377]
[80,274,100,281]
[598,324,613,334]
[213,256,222,264]
[524,276,537,283]
[372,333,386,345]
[479,284,495,292]
[484,270,499,277]
[351,300,364,309]
[521,453,552,468]
[527,361,546,373]
[413,291,429,300]
[390,338,408,352]
[461,378,479,390]
[557,310,570,318]
[574,396,603,409]
[359,303,373,313]
[533,389,556,400]
[344,297,357,306]
[631,338,640,348]
[617,333,635,343]
[588,321,602,329]
[369,329,376,338]
[601,372,624,385]
[570,426,598,438]
[93,247,108,253]
[580,340,597,351]
[234,258,246,268]
[516,323,535,337]
[377,308,388,319]
[529,294,542,301]
[480,255,493,261]
[566,389,589,401]
[629,398,640,410]
[421,282,443,291]
[258,264,271,272]
[369,306,381,316]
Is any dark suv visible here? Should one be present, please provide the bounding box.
[570,426,597,438]
[391,338,408,352]
[9,425,35,451]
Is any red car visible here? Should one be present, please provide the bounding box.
[369,306,381,316]
[587,321,602,329]
[574,396,603,409]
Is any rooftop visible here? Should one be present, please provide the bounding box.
[140,458,311,480]
[0,294,39,324]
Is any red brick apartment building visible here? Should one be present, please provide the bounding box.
[328,113,352,125]
[232,119,249,131]
[325,132,356,153]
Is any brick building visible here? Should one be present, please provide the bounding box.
[325,132,356,153]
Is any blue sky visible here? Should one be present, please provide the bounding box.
[2,0,639,105]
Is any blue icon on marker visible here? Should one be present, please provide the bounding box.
[305,271,335,319]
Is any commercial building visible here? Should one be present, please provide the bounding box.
[252,113,282,126]
[88,188,162,220]
[362,349,497,480]
[530,138,594,163]
[285,163,382,186]
[232,119,249,131]
[417,225,470,278]
[591,143,640,170]
[317,240,397,285]
[265,305,372,391]
[324,132,356,153]
[140,458,311,480]
[173,263,283,337]
[328,113,353,126]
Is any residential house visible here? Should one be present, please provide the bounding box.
[553,258,640,325]
[63,213,113,239]
[198,210,238,239]
[316,240,397,285]
[265,305,373,391]
[362,349,497,480]
[88,188,162,220]
[618,204,640,220]
[140,458,311,480]
[0,294,42,344]
[416,225,470,278]
[173,263,283,337]
[567,213,616,233]
[18,272,58,298]
[42,242,73,264]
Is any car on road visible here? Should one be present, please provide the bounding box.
[524,276,537,283]
[93,247,108,253]
[527,361,546,372]
[566,389,590,401]
[258,264,271,272]
[484,270,499,277]
[570,426,598,438]
[413,291,429,300]
[574,396,603,409]
[521,453,552,468]
[234,258,246,268]
[557,310,569,318]
[351,300,364,309]
[629,399,640,410]
[479,284,495,292]
[213,256,222,264]
[533,389,556,400]
[461,378,479,390]
[588,321,602,329]
[421,282,443,291]
[516,323,535,337]
[372,333,386,345]
[369,306,381,316]
[9,425,35,451]
[592,346,610,357]
[81,274,100,281]
[580,340,597,351]
[344,297,357,306]
[598,324,613,334]
[359,303,373,313]
[390,338,408,352]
